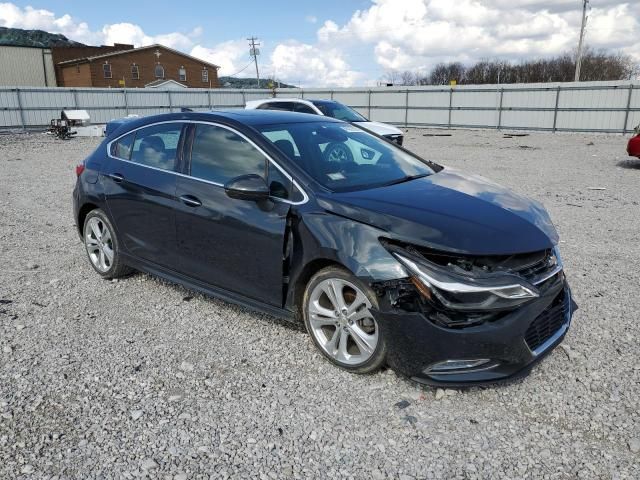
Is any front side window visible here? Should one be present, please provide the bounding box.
[103,62,112,79]
[131,64,139,80]
[179,66,186,82]
[190,124,266,184]
[130,123,182,171]
[154,64,165,79]
[258,121,438,192]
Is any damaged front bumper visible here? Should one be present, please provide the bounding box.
[372,278,576,387]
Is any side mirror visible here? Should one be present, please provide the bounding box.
[224,174,270,201]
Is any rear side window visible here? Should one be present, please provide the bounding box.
[293,103,316,114]
[110,132,135,160]
[130,123,182,171]
[190,124,266,184]
[257,102,294,111]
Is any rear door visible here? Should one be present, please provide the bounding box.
[174,122,293,306]
[103,122,185,270]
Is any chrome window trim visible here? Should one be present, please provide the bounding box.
[106,119,309,205]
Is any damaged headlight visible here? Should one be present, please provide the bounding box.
[393,252,539,311]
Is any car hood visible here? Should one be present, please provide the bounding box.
[316,168,559,255]
[353,121,403,136]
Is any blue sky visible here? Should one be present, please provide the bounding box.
[1,1,639,86]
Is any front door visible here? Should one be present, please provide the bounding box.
[103,122,185,270]
[174,123,291,306]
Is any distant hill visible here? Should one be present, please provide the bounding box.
[0,26,86,47]
[219,76,297,89]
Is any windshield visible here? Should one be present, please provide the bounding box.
[258,121,439,192]
[311,101,368,122]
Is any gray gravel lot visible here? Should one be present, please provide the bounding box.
[1,128,639,479]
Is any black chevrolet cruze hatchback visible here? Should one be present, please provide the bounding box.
[73,110,576,386]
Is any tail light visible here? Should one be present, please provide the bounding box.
[75,164,85,177]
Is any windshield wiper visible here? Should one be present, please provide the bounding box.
[381,173,430,187]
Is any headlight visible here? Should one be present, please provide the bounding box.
[394,253,539,311]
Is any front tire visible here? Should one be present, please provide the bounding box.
[303,266,386,374]
[83,209,132,279]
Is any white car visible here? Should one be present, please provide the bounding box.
[245,98,404,145]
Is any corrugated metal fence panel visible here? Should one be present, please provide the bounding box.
[1,82,638,132]
[502,88,557,109]
[330,91,368,106]
[452,90,498,109]
[20,89,75,109]
[410,90,449,109]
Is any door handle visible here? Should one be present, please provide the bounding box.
[179,195,202,207]
[106,173,124,183]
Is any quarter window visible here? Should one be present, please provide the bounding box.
[179,66,187,82]
[190,124,266,184]
[130,123,182,171]
[110,132,135,160]
[103,62,112,79]
[154,64,165,78]
[131,64,139,80]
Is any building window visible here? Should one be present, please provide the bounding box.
[131,64,139,80]
[155,64,165,79]
[179,66,186,82]
[103,62,112,79]
[202,68,208,83]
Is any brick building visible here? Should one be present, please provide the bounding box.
[56,44,220,88]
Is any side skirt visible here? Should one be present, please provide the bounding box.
[121,253,296,323]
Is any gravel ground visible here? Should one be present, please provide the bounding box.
[1,128,639,479]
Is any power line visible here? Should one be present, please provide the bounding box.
[223,61,254,78]
[247,36,261,88]
[574,0,589,82]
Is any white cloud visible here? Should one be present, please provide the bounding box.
[317,0,640,76]
[0,3,198,49]
[270,41,364,87]
[305,15,317,24]
[190,40,249,76]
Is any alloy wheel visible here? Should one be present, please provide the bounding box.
[85,217,114,273]
[307,278,379,366]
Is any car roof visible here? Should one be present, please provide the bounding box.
[107,109,343,138]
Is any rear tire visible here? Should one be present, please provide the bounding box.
[303,266,386,374]
[83,209,133,279]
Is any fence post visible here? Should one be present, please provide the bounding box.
[448,87,453,129]
[404,89,409,127]
[552,86,561,133]
[240,90,246,109]
[497,88,504,130]
[330,90,334,100]
[123,89,129,116]
[623,84,633,134]
[15,88,26,131]
[167,90,173,113]
[367,90,372,119]
[72,89,79,109]
[208,89,213,109]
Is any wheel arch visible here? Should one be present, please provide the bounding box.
[77,202,99,236]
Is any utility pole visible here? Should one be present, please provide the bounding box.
[574,0,589,82]
[248,36,261,88]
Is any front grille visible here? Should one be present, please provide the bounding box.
[524,292,567,352]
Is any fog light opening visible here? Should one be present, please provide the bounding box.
[427,359,493,374]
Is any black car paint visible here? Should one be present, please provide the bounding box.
[74,110,575,386]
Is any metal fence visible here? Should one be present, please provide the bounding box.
[1,80,639,134]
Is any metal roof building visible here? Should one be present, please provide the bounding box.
[0,45,56,87]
